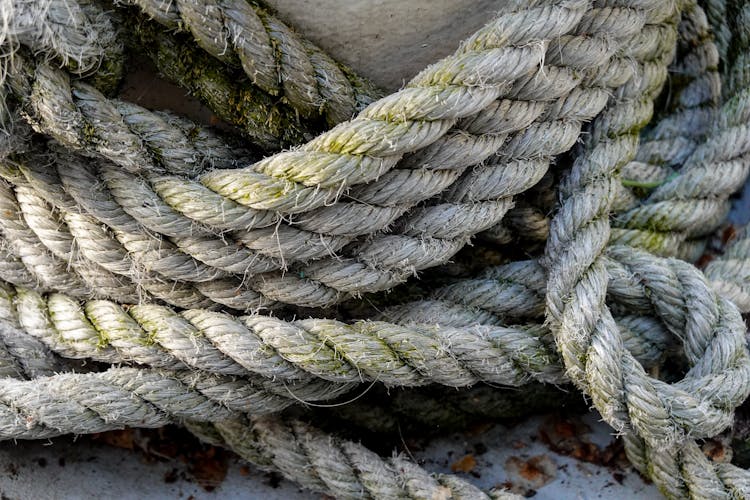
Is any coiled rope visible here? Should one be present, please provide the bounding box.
[2,0,750,498]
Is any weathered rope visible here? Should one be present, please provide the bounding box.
[120,0,382,128]
[0,327,519,500]
[16,2,577,208]
[4,0,750,498]
[0,338,520,500]
[611,0,750,259]
[0,246,726,393]
[189,416,520,500]
[482,0,730,261]
[701,0,732,60]
[545,0,679,432]
[2,282,565,388]
[2,1,672,309]
[125,18,355,148]
[0,0,123,92]
[0,239,747,495]
[0,0,624,306]
[623,432,750,498]
[0,151,283,311]
[9,3,589,222]
[0,365,358,439]
[705,224,750,312]
[543,1,750,497]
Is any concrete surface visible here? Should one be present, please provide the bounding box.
[0,412,660,499]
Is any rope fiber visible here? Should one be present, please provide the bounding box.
[2,0,750,498]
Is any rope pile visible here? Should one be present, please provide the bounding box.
[1,0,750,497]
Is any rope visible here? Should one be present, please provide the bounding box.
[126,18,358,148]
[544,1,750,496]
[611,0,750,259]
[0,3,673,308]
[3,0,750,498]
[0,0,123,90]
[190,416,518,500]
[0,245,728,393]
[121,0,381,128]
[479,0,731,261]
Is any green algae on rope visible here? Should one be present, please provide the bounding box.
[128,18,331,148]
[118,0,383,126]
[0,247,724,392]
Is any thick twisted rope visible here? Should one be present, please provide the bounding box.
[0,326,516,500]
[0,242,747,496]
[163,3,680,303]
[0,0,123,90]
[190,416,520,500]
[0,321,517,500]
[701,0,732,60]
[478,1,728,260]
[0,153,283,311]
[543,2,750,497]
[611,0,750,259]
[0,365,358,439]
[125,19,338,148]
[0,157,266,312]
[0,2,601,307]
[3,283,565,388]
[11,3,587,227]
[480,3,726,258]
[545,0,678,433]
[3,1,750,498]
[1,373,522,500]
[283,2,665,300]
[623,431,750,498]
[17,2,579,213]
[2,3,579,240]
[5,4,671,308]
[0,245,728,393]
[121,0,382,128]
[13,62,262,176]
